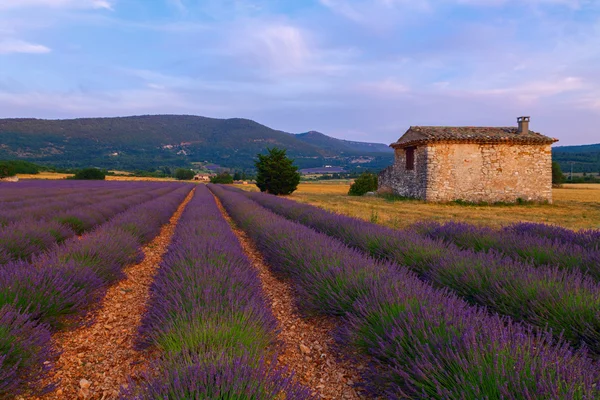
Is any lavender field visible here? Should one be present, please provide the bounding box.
[1,179,599,399]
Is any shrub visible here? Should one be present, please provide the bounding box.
[72,168,106,180]
[210,172,234,184]
[0,163,16,179]
[174,168,195,181]
[552,161,565,185]
[254,148,300,195]
[348,172,378,196]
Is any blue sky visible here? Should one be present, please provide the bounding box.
[0,0,599,146]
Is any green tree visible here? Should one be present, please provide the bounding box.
[72,168,106,180]
[174,168,195,180]
[255,147,300,195]
[210,172,234,184]
[348,172,378,196]
[552,161,564,185]
[0,162,16,179]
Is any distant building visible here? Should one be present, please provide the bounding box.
[299,166,346,175]
[193,173,213,182]
[378,117,558,203]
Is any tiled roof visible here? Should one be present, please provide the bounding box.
[390,126,558,148]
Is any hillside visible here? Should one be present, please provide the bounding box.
[553,144,600,174]
[0,115,393,172]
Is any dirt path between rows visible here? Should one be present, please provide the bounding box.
[212,193,366,400]
[29,188,195,400]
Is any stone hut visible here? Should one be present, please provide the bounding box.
[378,117,558,203]
[193,174,213,182]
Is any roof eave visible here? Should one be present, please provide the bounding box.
[390,137,558,149]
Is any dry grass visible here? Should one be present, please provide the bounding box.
[17,172,74,180]
[105,176,177,182]
[234,182,600,230]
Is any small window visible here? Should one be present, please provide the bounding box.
[405,147,415,170]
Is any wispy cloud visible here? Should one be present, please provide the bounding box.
[0,0,598,145]
[0,39,51,54]
[167,0,186,12]
[0,0,114,10]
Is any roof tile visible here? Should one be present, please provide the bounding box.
[391,126,558,148]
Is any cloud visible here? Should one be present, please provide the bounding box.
[456,0,585,7]
[319,0,432,29]
[228,22,314,75]
[356,78,411,97]
[0,39,51,54]
[0,0,114,10]
[167,0,186,12]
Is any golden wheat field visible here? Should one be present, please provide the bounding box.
[236,182,600,230]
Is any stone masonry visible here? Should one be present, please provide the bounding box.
[378,119,557,203]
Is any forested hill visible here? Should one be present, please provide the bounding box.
[553,144,600,174]
[0,115,393,171]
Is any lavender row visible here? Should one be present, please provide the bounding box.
[505,222,600,249]
[0,188,123,223]
[0,184,192,396]
[210,185,599,398]
[411,221,600,276]
[0,182,182,224]
[0,180,113,202]
[124,185,312,399]
[0,185,180,265]
[0,181,139,210]
[0,186,117,210]
[236,187,600,354]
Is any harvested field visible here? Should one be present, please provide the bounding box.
[233,182,600,230]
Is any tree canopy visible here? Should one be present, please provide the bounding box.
[254,147,300,195]
[71,168,106,180]
[210,172,234,184]
[174,168,195,180]
[552,161,565,185]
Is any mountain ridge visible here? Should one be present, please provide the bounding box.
[0,114,393,171]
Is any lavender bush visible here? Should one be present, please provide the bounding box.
[0,260,103,328]
[234,187,600,354]
[0,305,56,397]
[120,354,313,400]
[0,184,193,395]
[504,221,600,250]
[210,184,599,398]
[411,221,600,278]
[0,220,73,265]
[0,183,181,264]
[129,185,311,398]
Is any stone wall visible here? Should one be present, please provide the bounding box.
[378,146,428,198]
[426,143,553,203]
[378,142,553,203]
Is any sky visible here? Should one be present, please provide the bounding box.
[0,0,599,146]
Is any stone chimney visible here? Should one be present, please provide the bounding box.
[517,116,530,133]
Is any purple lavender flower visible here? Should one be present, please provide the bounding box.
[0,305,56,397]
[120,354,314,400]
